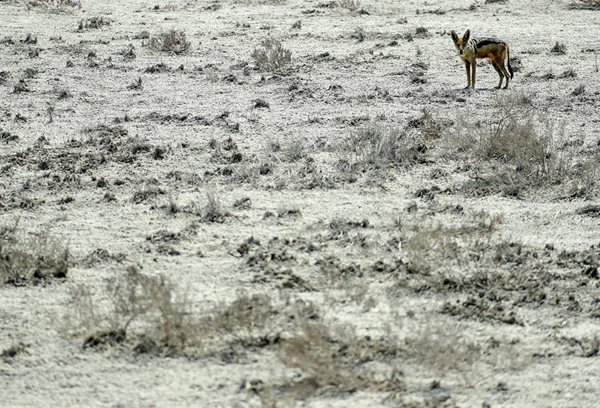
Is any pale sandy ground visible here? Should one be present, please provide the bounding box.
[1,0,600,407]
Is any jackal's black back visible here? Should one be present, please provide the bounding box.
[475,37,506,48]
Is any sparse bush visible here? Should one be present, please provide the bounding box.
[408,109,443,140]
[25,0,81,12]
[66,275,284,355]
[251,39,292,71]
[405,321,481,374]
[201,293,276,339]
[278,319,403,394]
[402,211,502,276]
[66,267,198,352]
[147,30,190,54]
[0,222,69,285]
[192,191,230,222]
[447,94,567,183]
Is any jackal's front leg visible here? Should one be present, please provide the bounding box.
[464,61,471,89]
[471,60,477,89]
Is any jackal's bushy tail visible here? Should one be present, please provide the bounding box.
[507,46,514,79]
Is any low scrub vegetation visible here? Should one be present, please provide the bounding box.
[24,0,81,12]
[0,221,69,285]
[336,124,425,171]
[251,39,292,71]
[443,93,595,195]
[66,267,197,353]
[147,30,190,54]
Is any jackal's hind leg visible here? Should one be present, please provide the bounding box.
[491,61,504,89]
[497,59,511,89]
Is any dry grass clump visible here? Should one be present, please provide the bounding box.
[251,39,292,71]
[401,211,502,277]
[147,30,191,54]
[404,321,481,374]
[78,17,109,30]
[278,319,404,395]
[0,222,69,285]
[196,191,231,222]
[24,0,81,12]
[550,42,567,54]
[337,124,425,171]
[201,293,278,344]
[447,94,571,186]
[408,109,444,140]
[66,267,197,353]
[67,271,283,355]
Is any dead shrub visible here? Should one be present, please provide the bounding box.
[147,30,190,54]
[278,319,404,394]
[447,94,567,183]
[408,109,444,140]
[251,39,292,71]
[404,321,481,374]
[402,211,502,277]
[201,293,277,343]
[24,0,81,12]
[197,191,231,223]
[0,222,69,285]
[66,267,198,353]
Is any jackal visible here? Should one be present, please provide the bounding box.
[451,29,514,89]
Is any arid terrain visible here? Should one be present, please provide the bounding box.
[1,0,600,407]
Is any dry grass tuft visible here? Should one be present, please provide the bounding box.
[446,94,573,187]
[66,266,197,353]
[201,293,277,342]
[0,221,69,285]
[147,30,191,54]
[78,17,109,31]
[402,211,502,277]
[336,124,426,171]
[196,191,231,223]
[278,319,404,394]
[251,39,292,71]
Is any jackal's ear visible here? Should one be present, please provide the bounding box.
[463,29,470,42]
[451,30,458,42]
